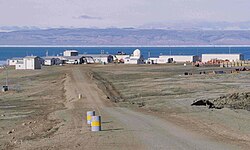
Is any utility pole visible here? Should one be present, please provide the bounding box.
[5,66,8,87]
[101,50,104,54]
[169,45,172,56]
[2,65,9,92]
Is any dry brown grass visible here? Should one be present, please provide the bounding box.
[0,66,67,149]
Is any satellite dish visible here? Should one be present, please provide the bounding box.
[133,49,141,57]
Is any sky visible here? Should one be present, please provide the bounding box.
[0,0,250,29]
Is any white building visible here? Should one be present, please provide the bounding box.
[158,55,199,63]
[147,57,158,64]
[15,56,41,70]
[42,57,61,66]
[80,54,114,64]
[148,55,198,64]
[8,57,23,66]
[202,54,244,62]
[63,50,79,56]
[115,54,130,63]
[62,56,86,64]
[148,57,173,64]
[15,61,25,69]
[124,49,144,64]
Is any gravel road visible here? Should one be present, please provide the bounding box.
[70,68,238,150]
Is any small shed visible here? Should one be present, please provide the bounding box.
[147,58,159,64]
[15,56,41,70]
[42,57,62,66]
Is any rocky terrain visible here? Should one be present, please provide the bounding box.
[213,92,250,110]
[192,92,250,111]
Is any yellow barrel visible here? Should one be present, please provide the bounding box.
[91,116,101,131]
[87,111,95,125]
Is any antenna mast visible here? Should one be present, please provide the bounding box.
[148,50,151,58]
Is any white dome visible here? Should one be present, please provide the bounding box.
[133,49,141,57]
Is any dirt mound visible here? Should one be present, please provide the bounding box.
[213,92,250,110]
[192,92,250,110]
[191,99,216,108]
[90,71,124,103]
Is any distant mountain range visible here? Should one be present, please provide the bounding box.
[1,28,250,45]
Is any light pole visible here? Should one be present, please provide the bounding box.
[1,65,8,92]
[5,66,8,87]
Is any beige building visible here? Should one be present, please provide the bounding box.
[159,55,199,63]
[202,54,244,62]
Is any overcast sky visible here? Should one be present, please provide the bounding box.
[0,0,250,29]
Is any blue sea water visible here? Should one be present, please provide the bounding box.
[0,46,250,64]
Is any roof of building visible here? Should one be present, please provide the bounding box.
[24,56,39,59]
[160,55,196,57]
[64,50,78,52]
[42,56,60,60]
[202,54,242,55]
[115,54,130,57]
[43,58,56,60]
[79,54,113,57]
[9,57,23,60]
[62,56,84,59]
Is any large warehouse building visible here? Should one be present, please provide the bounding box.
[149,55,199,64]
[202,54,244,62]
